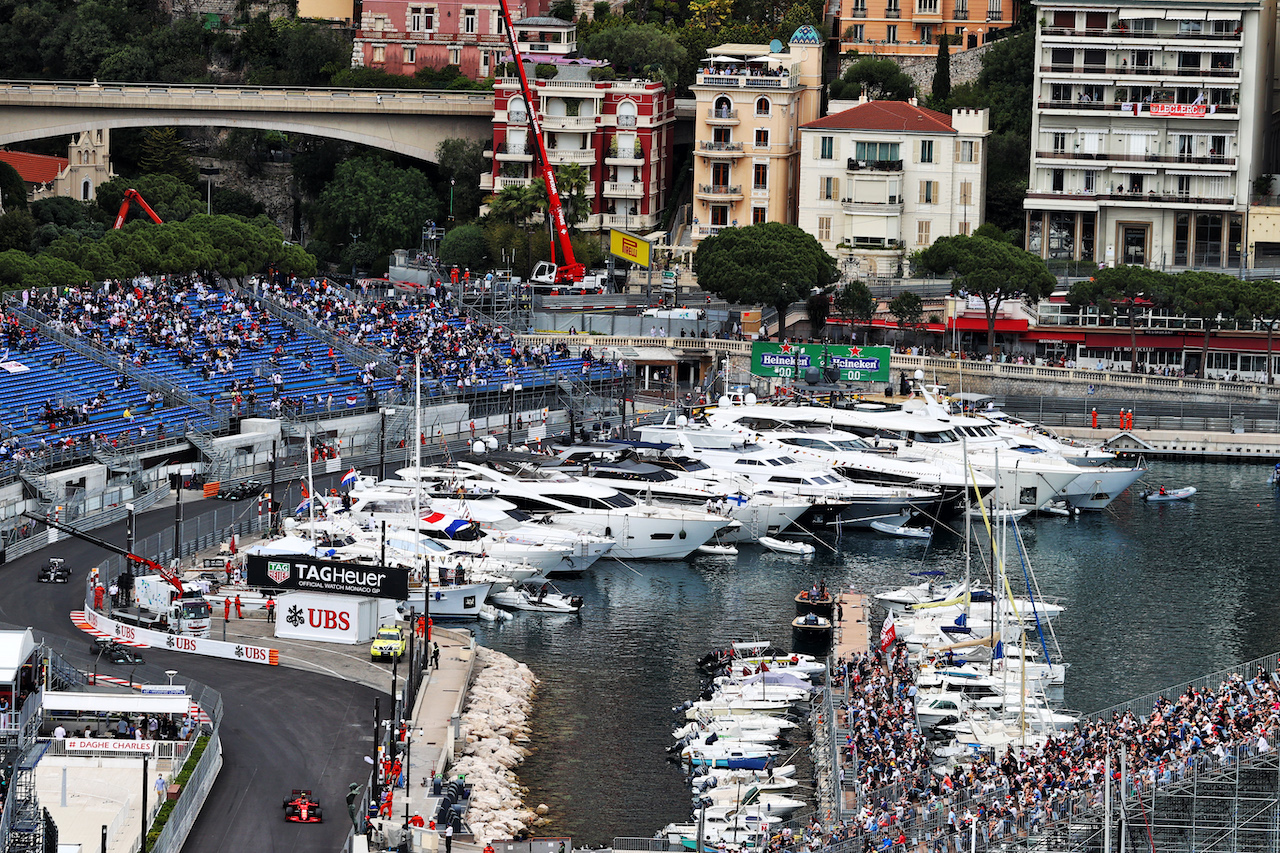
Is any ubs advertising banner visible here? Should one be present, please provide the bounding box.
[750,343,891,383]
[245,555,409,599]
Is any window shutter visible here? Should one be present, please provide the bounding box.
[918,181,926,203]
[913,142,920,163]
[973,140,981,162]
[933,181,939,202]
[954,139,961,162]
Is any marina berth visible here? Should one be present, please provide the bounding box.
[394,458,739,561]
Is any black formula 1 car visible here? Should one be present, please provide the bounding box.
[89,638,146,665]
[283,790,323,823]
[38,558,70,583]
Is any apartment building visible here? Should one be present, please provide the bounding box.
[689,26,825,244]
[1023,0,1277,269]
[481,55,675,233]
[353,0,556,80]
[798,100,990,278]
[834,0,1018,56]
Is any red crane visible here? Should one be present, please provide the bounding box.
[496,0,585,285]
[112,188,164,229]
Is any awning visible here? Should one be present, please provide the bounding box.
[950,317,1029,332]
[1117,7,1150,17]
[1205,10,1241,19]
[43,689,190,714]
[1084,332,1187,348]
[0,630,36,683]
[1112,128,1159,136]
[1111,167,1157,174]
[1165,8,1205,18]
[604,346,680,363]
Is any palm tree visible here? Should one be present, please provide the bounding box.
[486,183,537,227]
[528,163,591,228]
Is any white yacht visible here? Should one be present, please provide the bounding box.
[342,487,580,574]
[396,457,740,561]
[540,443,812,542]
[704,401,1079,512]
[636,423,946,527]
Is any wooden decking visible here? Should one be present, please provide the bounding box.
[834,590,870,659]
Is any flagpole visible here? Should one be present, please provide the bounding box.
[307,430,316,543]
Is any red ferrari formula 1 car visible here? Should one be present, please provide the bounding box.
[283,790,323,823]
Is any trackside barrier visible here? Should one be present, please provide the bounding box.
[78,601,278,666]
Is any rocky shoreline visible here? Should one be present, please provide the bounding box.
[453,646,543,843]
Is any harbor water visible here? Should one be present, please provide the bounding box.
[473,460,1280,845]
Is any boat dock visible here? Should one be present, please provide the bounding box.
[834,591,870,658]
[1056,426,1280,461]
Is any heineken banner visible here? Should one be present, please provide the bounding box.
[750,343,891,383]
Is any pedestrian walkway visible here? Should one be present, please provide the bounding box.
[834,591,869,659]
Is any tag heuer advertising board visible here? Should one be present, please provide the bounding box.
[750,343,890,382]
[246,555,409,599]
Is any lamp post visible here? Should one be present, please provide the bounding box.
[165,669,177,686]
[504,383,523,446]
[350,231,361,278]
[449,179,456,221]
[199,167,219,216]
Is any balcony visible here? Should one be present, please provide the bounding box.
[617,115,638,128]
[1034,150,1236,167]
[694,224,729,239]
[546,148,597,164]
[507,110,528,124]
[1025,189,1234,207]
[542,114,599,131]
[1039,99,1237,116]
[606,181,645,198]
[706,108,740,124]
[695,71,796,90]
[915,2,941,17]
[885,7,900,17]
[495,141,533,161]
[953,6,968,18]
[1039,64,1239,79]
[696,183,744,200]
[599,212,658,230]
[843,197,904,213]
[479,172,494,191]
[1039,26,1242,42]
[846,157,904,172]
[849,6,867,16]
[496,175,533,189]
[698,141,745,158]
[606,146,645,166]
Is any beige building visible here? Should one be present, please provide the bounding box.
[689,25,824,243]
[798,99,989,278]
[0,129,114,204]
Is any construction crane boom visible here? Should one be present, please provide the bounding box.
[113,188,164,229]
[496,0,585,285]
[23,511,183,594]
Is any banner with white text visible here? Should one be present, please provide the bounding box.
[750,343,891,382]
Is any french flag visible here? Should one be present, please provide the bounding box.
[341,468,358,490]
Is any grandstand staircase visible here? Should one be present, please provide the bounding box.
[4,742,51,853]
[188,429,236,484]
[17,460,59,514]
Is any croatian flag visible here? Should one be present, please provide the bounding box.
[879,611,897,653]
[341,468,358,490]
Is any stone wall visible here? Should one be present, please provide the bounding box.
[193,156,300,242]
[838,41,993,99]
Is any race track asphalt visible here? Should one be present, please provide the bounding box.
[0,497,382,852]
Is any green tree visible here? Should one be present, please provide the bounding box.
[1240,279,1280,385]
[0,209,35,253]
[183,214,277,284]
[888,290,924,344]
[805,291,830,340]
[1068,265,1172,373]
[973,222,1010,243]
[435,138,488,222]
[0,249,93,288]
[931,34,951,106]
[309,156,441,262]
[0,161,28,213]
[549,0,575,19]
[212,187,267,218]
[583,23,688,88]
[529,163,591,228]
[97,174,203,224]
[137,127,198,186]
[440,223,489,270]
[693,222,838,339]
[277,241,317,278]
[828,57,914,101]
[1173,271,1240,378]
[834,280,876,344]
[918,234,1054,353]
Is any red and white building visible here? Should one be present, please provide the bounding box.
[481,40,676,233]
[353,1,560,80]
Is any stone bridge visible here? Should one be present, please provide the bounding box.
[0,80,495,162]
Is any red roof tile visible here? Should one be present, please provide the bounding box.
[803,101,955,134]
[0,150,68,185]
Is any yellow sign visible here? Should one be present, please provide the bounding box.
[609,228,651,268]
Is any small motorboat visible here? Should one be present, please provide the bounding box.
[791,612,832,634]
[869,515,933,539]
[795,583,836,617]
[759,536,815,556]
[1140,486,1196,502]
[490,580,584,613]
[968,507,1030,521]
[1269,467,1280,487]
[697,543,740,556]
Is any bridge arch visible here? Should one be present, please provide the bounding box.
[0,81,495,164]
